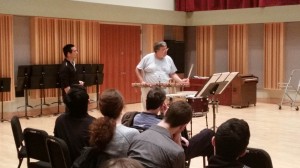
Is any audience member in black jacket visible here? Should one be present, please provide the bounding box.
[54,85,95,163]
[207,118,251,168]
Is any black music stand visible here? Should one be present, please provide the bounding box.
[43,64,61,115]
[77,64,94,87]
[31,65,50,117]
[91,64,104,109]
[196,72,239,132]
[0,78,11,122]
[77,64,95,110]
[16,65,33,119]
[77,64,94,92]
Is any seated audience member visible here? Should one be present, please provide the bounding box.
[73,89,140,168]
[100,158,144,168]
[54,85,95,163]
[207,118,251,168]
[132,87,214,160]
[128,101,193,168]
[90,89,139,158]
[132,87,167,129]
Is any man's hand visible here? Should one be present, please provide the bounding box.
[181,137,189,147]
[79,80,84,86]
[160,102,169,116]
[181,78,189,84]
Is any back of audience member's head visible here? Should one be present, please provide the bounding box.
[89,89,124,151]
[164,101,192,128]
[146,87,166,110]
[100,158,144,168]
[214,118,250,160]
[99,89,124,119]
[65,84,89,117]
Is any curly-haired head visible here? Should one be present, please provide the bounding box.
[89,117,116,151]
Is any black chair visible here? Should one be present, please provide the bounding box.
[238,147,273,168]
[121,111,140,127]
[10,116,27,168]
[121,111,148,133]
[23,128,51,168]
[46,136,71,168]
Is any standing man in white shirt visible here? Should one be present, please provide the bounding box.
[135,41,189,109]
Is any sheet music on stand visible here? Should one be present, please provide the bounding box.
[195,72,239,98]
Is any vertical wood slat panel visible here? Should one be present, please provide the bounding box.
[196,26,214,76]
[172,26,184,41]
[0,14,14,101]
[228,24,248,74]
[264,23,284,89]
[142,24,164,55]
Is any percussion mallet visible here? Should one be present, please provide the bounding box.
[187,64,194,79]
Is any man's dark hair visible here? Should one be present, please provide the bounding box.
[63,44,75,57]
[146,87,166,110]
[215,118,250,160]
[164,101,192,128]
[153,41,167,52]
[66,84,89,117]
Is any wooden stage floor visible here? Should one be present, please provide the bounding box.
[0,98,299,168]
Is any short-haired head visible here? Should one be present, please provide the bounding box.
[146,87,166,110]
[215,118,250,160]
[66,84,89,117]
[153,41,167,53]
[99,89,124,119]
[63,44,75,57]
[164,101,192,128]
[100,158,144,168]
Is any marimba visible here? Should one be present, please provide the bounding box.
[131,82,190,88]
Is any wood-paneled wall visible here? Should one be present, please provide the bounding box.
[0,14,14,101]
[100,24,141,103]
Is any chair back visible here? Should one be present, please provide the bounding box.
[238,147,273,168]
[46,136,71,168]
[11,116,24,150]
[24,128,50,163]
[121,111,140,127]
[11,116,27,168]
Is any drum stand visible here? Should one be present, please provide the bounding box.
[187,97,209,136]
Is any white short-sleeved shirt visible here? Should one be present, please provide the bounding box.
[136,53,177,83]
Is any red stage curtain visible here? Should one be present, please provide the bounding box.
[226,0,259,9]
[175,0,300,11]
[259,0,300,7]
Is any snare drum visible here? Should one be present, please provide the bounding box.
[186,97,209,117]
[166,93,186,105]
